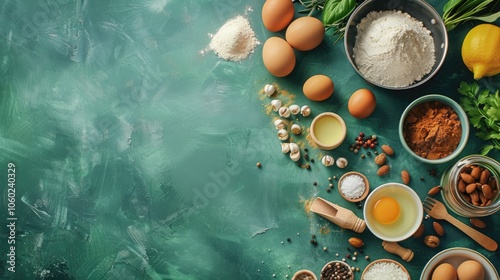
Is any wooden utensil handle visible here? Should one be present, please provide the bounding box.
[446,214,498,252]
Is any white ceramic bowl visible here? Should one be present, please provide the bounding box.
[363,183,423,242]
[420,247,499,280]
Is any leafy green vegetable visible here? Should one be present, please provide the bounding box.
[458,81,500,155]
[322,0,356,25]
[443,0,500,31]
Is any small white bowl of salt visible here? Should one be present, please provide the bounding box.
[338,171,370,203]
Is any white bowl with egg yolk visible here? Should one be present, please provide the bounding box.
[363,183,423,242]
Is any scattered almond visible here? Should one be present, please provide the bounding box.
[432,222,445,236]
[348,237,364,248]
[381,144,394,156]
[400,170,410,184]
[470,166,481,179]
[377,165,390,176]
[374,153,386,165]
[413,223,425,238]
[470,218,486,229]
[428,186,441,196]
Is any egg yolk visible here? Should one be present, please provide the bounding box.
[373,197,400,224]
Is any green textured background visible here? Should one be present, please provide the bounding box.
[0,0,499,279]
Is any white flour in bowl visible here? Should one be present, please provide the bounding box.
[353,11,436,88]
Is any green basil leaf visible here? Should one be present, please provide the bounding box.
[443,0,464,14]
[322,0,356,25]
[470,11,500,22]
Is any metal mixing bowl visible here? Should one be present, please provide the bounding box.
[344,0,448,90]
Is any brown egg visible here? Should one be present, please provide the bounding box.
[457,260,485,280]
[285,17,325,51]
[431,263,457,280]
[262,0,295,32]
[303,75,334,101]
[348,88,377,118]
[262,37,296,77]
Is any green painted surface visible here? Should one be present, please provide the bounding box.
[0,0,499,279]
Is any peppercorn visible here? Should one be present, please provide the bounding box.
[305,164,310,169]
[287,238,291,242]
[326,188,331,193]
[310,158,315,163]
[313,182,317,186]
[304,154,309,160]
[304,148,309,152]
[256,162,261,168]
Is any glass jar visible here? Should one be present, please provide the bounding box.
[440,155,500,217]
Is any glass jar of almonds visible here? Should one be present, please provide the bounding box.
[440,155,500,217]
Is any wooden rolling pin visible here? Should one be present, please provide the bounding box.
[310,197,366,233]
[382,241,414,262]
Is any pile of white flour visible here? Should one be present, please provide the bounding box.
[353,11,436,88]
[209,16,259,62]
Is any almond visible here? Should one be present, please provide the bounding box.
[374,153,386,165]
[412,223,425,238]
[348,237,364,248]
[381,144,394,156]
[377,165,390,176]
[470,218,486,229]
[465,183,477,194]
[481,184,493,199]
[480,169,491,184]
[458,179,466,193]
[460,173,475,184]
[432,222,445,236]
[401,170,410,184]
[471,166,482,179]
[428,186,442,196]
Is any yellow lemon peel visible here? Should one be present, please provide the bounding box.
[461,24,500,80]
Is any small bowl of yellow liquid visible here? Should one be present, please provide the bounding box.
[363,183,423,242]
[310,112,347,150]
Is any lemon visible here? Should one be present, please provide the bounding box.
[461,24,500,80]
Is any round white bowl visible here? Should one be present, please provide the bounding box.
[420,247,499,280]
[363,183,423,242]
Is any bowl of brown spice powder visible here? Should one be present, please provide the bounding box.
[399,94,469,164]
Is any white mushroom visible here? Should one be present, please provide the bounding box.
[274,119,285,130]
[289,104,300,115]
[271,99,281,112]
[336,157,348,168]
[281,143,290,153]
[291,124,301,135]
[290,151,301,162]
[264,84,276,97]
[301,105,311,117]
[277,129,289,141]
[278,106,291,118]
[289,142,300,154]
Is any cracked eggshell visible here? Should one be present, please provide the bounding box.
[274,119,285,130]
[290,151,301,162]
[289,142,299,154]
[271,100,281,111]
[322,155,335,166]
[281,143,290,153]
[301,105,311,117]
[291,124,301,135]
[264,84,276,97]
[278,106,291,118]
[278,129,289,141]
[336,157,348,168]
[289,104,300,115]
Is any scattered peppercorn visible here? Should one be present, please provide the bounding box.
[304,154,309,160]
[256,162,261,168]
[312,234,316,239]
[304,148,309,152]
[313,182,317,186]
[420,177,425,181]
[305,164,310,169]
[311,158,315,163]
[287,238,291,242]
[361,154,365,158]
[326,188,331,193]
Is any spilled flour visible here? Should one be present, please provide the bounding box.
[209,15,259,62]
[353,11,436,87]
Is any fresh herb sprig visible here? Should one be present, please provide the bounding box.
[458,81,500,155]
[443,0,500,31]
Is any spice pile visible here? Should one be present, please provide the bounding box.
[402,101,462,160]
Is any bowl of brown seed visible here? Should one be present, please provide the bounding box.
[292,269,317,280]
[320,260,353,280]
